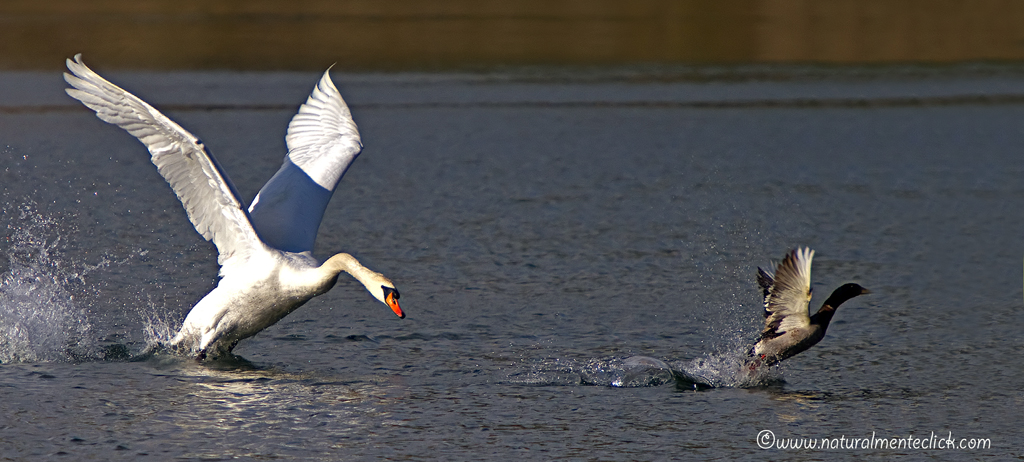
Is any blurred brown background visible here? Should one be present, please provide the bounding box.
[2,0,1024,70]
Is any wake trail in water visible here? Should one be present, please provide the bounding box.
[506,348,781,390]
[506,354,678,388]
[504,325,782,389]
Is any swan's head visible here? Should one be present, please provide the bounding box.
[323,252,405,319]
[373,283,404,319]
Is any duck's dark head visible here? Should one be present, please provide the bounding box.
[825,283,870,307]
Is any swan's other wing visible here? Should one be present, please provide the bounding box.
[248,69,363,253]
[64,54,261,273]
[760,247,814,340]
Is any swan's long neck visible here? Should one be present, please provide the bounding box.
[318,252,402,318]
[321,252,384,292]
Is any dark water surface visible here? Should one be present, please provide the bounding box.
[1,67,1021,459]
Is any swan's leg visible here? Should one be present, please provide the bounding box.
[198,329,219,354]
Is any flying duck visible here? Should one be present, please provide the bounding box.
[751,247,869,366]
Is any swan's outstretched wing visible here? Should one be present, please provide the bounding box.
[247,69,363,253]
[64,54,261,272]
[760,247,814,340]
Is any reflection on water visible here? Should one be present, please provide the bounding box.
[0,357,405,459]
[164,364,396,458]
[2,0,1023,70]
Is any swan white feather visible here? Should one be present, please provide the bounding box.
[283,67,362,190]
[64,54,404,358]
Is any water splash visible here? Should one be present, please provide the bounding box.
[140,307,180,350]
[675,348,782,389]
[0,202,95,362]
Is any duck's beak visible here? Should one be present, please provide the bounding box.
[386,291,404,319]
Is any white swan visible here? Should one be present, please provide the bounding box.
[64,54,404,359]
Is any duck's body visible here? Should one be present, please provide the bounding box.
[751,248,868,366]
[752,316,827,365]
[64,54,404,359]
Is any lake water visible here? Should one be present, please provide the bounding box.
[1,66,1021,459]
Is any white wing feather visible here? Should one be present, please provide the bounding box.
[64,54,262,273]
[284,67,362,190]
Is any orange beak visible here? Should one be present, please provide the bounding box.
[386,291,404,319]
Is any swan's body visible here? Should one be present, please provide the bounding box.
[64,54,403,359]
[751,248,868,366]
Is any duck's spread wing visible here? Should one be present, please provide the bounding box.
[64,54,261,271]
[247,68,363,253]
[756,266,775,315]
[760,247,814,340]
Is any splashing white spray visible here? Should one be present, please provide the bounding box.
[0,203,94,362]
[678,348,782,388]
